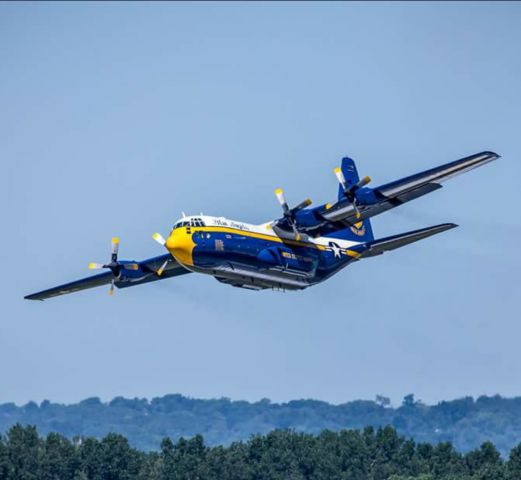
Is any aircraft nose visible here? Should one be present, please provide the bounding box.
[166,233,176,250]
[165,228,195,266]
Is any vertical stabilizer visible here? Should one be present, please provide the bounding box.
[329,156,374,242]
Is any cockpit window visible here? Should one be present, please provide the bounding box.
[173,218,205,229]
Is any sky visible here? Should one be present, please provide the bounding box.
[1,2,520,407]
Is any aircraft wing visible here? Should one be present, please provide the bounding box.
[320,151,499,226]
[24,254,190,301]
[355,223,458,259]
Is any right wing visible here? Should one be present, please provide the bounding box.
[24,254,191,301]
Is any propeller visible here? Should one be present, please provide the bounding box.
[152,233,170,276]
[88,237,139,295]
[152,232,166,247]
[156,260,169,276]
[334,167,371,219]
[274,188,312,240]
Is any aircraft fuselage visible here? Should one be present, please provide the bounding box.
[164,215,362,290]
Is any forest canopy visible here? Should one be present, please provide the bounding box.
[1,424,521,480]
[1,394,521,456]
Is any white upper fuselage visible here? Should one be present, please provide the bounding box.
[171,215,363,250]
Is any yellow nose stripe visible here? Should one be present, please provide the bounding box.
[166,228,196,266]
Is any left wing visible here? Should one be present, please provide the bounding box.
[271,151,499,240]
[320,151,499,226]
[24,254,190,301]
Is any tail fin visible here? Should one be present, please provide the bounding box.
[329,156,374,242]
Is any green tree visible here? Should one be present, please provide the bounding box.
[506,443,521,480]
[6,424,40,480]
[38,432,78,480]
[99,433,140,480]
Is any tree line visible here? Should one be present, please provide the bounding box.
[1,423,521,480]
[2,394,521,456]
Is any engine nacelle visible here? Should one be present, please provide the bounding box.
[117,262,146,281]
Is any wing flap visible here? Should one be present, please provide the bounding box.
[377,151,499,198]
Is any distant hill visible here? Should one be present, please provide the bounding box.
[1,394,521,456]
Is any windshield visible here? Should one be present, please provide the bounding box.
[173,218,206,229]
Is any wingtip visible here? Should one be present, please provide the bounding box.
[24,295,43,301]
[440,222,459,230]
[482,150,501,160]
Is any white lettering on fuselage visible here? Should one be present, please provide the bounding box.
[212,218,250,231]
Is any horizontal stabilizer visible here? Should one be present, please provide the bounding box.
[359,223,457,258]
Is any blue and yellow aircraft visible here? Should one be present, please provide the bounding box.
[25,151,499,300]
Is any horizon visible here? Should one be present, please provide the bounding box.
[1,391,510,409]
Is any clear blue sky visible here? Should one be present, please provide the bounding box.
[2,2,520,407]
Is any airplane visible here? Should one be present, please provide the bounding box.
[25,150,499,300]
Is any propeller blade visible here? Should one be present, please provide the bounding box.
[274,188,290,214]
[156,260,169,276]
[334,167,347,190]
[111,237,120,263]
[125,263,140,271]
[291,198,312,213]
[152,232,166,246]
[356,175,371,189]
[353,203,361,219]
[111,237,119,255]
[88,262,105,270]
[291,222,302,241]
[108,280,115,296]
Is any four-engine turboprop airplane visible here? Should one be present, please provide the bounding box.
[25,151,500,300]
